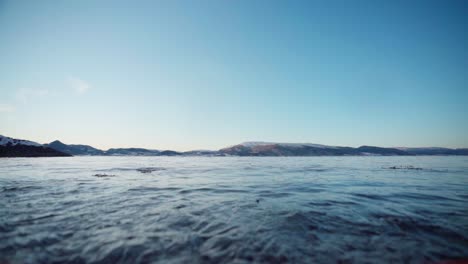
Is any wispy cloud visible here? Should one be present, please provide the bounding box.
[68,76,91,94]
[0,103,15,113]
[16,88,49,104]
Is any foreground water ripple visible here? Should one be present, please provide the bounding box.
[1,156,468,263]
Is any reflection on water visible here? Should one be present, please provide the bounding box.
[1,156,467,263]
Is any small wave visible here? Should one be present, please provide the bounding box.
[0,223,14,233]
[95,167,166,173]
[286,166,330,173]
[15,214,58,225]
[179,187,250,195]
[385,165,423,170]
[391,192,462,202]
[1,185,42,192]
[352,193,387,200]
[93,174,116,178]
[136,167,166,173]
[211,189,249,194]
[259,191,292,198]
[95,167,135,172]
[373,214,468,241]
[383,165,452,173]
[307,200,358,207]
[307,201,334,207]
[284,186,325,193]
[128,187,181,192]
[179,188,215,194]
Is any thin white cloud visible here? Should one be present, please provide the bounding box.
[68,76,91,94]
[0,103,15,113]
[16,88,49,104]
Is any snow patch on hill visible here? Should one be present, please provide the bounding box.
[0,135,42,147]
[240,141,336,149]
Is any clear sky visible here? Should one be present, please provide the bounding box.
[0,0,467,151]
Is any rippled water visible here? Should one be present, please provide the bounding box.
[1,156,468,263]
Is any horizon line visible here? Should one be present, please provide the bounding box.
[2,134,468,152]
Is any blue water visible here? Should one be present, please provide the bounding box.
[1,156,467,263]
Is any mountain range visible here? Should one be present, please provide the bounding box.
[1,135,468,157]
[0,136,71,157]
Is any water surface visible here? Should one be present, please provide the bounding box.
[1,156,467,263]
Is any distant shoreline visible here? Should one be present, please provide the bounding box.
[2,135,468,158]
[2,154,468,159]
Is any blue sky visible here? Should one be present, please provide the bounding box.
[0,0,467,150]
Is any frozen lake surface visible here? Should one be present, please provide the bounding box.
[1,156,467,263]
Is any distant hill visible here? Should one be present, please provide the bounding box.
[2,135,467,157]
[159,150,182,156]
[46,140,104,156]
[219,142,468,156]
[397,147,468,156]
[183,150,220,156]
[0,135,71,157]
[356,146,409,156]
[105,148,161,156]
[46,141,182,156]
[220,142,412,156]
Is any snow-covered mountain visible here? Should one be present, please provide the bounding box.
[0,135,70,157]
[0,135,42,147]
[2,134,467,157]
[220,142,410,156]
[396,147,468,155]
[239,141,337,149]
[221,142,468,156]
